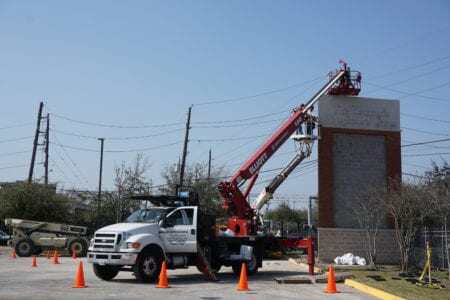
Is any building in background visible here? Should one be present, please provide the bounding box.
[317,95,401,263]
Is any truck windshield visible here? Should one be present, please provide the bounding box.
[126,208,167,223]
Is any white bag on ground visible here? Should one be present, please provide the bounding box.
[334,253,366,266]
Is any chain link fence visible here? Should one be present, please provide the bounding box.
[413,228,450,269]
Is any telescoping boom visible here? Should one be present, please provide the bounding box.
[218,62,361,236]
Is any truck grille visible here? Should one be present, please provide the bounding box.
[92,233,120,251]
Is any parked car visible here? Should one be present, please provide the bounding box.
[0,230,11,246]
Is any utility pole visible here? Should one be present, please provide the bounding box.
[207,148,212,180]
[179,106,192,189]
[28,102,44,184]
[308,196,318,227]
[44,113,50,185]
[97,138,105,206]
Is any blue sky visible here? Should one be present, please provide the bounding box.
[1,1,449,208]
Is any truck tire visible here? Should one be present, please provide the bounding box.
[133,249,162,283]
[93,264,120,281]
[232,253,258,276]
[69,238,88,257]
[15,238,34,257]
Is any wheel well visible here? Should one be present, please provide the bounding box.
[68,237,86,246]
[140,244,165,260]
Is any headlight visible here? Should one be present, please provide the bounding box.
[126,242,141,249]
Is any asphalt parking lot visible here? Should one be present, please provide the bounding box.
[0,247,375,300]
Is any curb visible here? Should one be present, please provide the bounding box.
[344,279,406,300]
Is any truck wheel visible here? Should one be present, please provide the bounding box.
[15,238,34,257]
[93,264,120,281]
[133,249,162,283]
[69,239,88,257]
[232,253,258,276]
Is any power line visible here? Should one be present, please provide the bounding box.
[51,127,184,140]
[402,138,450,148]
[402,127,450,137]
[0,122,33,130]
[193,81,314,162]
[0,164,29,171]
[374,25,449,54]
[285,165,318,181]
[401,112,450,124]
[0,150,29,158]
[60,182,171,194]
[402,172,428,179]
[193,117,286,129]
[368,54,450,80]
[223,148,300,169]
[49,158,78,188]
[402,141,450,151]
[193,76,324,106]
[253,161,318,187]
[192,134,268,143]
[366,81,450,103]
[214,138,261,161]
[0,136,33,144]
[366,64,450,94]
[193,110,288,125]
[206,114,288,163]
[50,140,183,153]
[403,152,450,157]
[209,58,450,169]
[50,112,184,129]
[403,162,429,170]
[52,134,91,188]
[52,143,88,189]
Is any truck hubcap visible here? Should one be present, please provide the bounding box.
[72,242,82,254]
[143,257,157,275]
[248,255,257,271]
[19,243,30,254]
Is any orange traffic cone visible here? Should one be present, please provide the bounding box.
[52,250,60,264]
[324,265,339,294]
[237,263,249,291]
[156,261,169,288]
[10,249,16,259]
[73,261,86,288]
[31,256,37,267]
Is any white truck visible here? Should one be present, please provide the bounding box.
[88,195,262,282]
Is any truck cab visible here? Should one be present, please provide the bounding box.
[88,196,262,282]
[88,204,201,281]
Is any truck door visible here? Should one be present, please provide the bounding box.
[160,207,197,253]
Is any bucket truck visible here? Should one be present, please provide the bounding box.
[87,62,361,282]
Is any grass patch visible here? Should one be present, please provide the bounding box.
[351,266,450,300]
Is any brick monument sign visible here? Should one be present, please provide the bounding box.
[317,95,401,263]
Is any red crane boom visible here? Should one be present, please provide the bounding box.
[218,62,361,236]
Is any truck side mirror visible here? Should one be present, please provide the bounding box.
[163,218,175,228]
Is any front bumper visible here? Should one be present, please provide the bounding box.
[87,252,138,266]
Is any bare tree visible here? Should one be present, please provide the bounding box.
[385,179,437,273]
[113,154,152,222]
[425,161,450,222]
[160,162,226,216]
[350,187,387,267]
